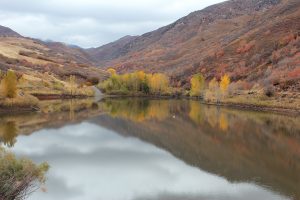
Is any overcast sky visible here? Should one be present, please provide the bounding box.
[0,0,225,48]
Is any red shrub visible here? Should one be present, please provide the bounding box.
[288,68,300,79]
[236,40,256,54]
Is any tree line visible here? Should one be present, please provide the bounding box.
[100,68,230,101]
[190,73,230,101]
[100,69,170,95]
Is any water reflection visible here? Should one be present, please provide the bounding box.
[12,123,289,200]
[1,98,299,200]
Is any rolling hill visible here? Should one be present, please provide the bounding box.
[0,27,108,84]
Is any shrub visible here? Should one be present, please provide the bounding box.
[0,148,49,200]
[264,85,275,97]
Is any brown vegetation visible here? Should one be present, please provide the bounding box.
[86,0,300,93]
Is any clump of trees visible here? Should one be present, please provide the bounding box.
[0,148,49,200]
[189,73,231,102]
[100,69,171,95]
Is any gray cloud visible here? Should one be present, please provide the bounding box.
[0,0,225,48]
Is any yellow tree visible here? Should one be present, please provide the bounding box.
[149,73,169,95]
[69,75,77,95]
[190,73,205,97]
[1,70,17,98]
[107,68,116,75]
[220,74,230,95]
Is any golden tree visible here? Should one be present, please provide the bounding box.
[107,68,116,75]
[1,70,17,98]
[190,73,205,96]
[149,73,169,95]
[69,75,77,95]
[220,74,230,95]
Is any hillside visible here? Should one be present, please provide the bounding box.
[0,36,108,85]
[87,0,300,91]
[0,28,109,101]
[87,35,138,66]
[0,25,21,37]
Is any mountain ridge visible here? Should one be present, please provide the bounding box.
[86,0,300,91]
[0,0,299,91]
[0,25,22,37]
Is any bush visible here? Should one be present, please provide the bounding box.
[0,94,39,108]
[0,148,49,200]
[264,85,275,97]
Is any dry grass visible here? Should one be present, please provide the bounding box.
[18,71,95,97]
[0,37,50,65]
[222,93,300,110]
[0,93,39,108]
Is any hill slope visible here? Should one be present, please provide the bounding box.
[0,36,108,83]
[87,0,300,91]
[0,25,21,37]
[87,35,138,66]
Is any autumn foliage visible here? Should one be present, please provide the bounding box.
[190,73,205,97]
[1,70,17,98]
[100,70,171,95]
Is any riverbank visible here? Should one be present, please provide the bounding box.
[102,94,300,116]
[0,92,94,114]
[31,93,95,100]
[203,101,300,116]
[1,91,299,116]
[0,93,40,114]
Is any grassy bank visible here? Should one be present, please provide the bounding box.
[0,93,40,113]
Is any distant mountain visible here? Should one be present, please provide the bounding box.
[86,35,138,66]
[86,0,300,91]
[0,25,22,37]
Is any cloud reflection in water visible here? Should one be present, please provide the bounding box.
[11,122,289,200]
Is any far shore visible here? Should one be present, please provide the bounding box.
[1,94,299,117]
[100,95,300,116]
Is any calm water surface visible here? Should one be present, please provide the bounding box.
[0,98,299,200]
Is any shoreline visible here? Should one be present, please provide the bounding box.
[102,95,300,116]
[202,101,300,116]
[31,93,94,100]
[0,106,39,114]
[0,94,299,116]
